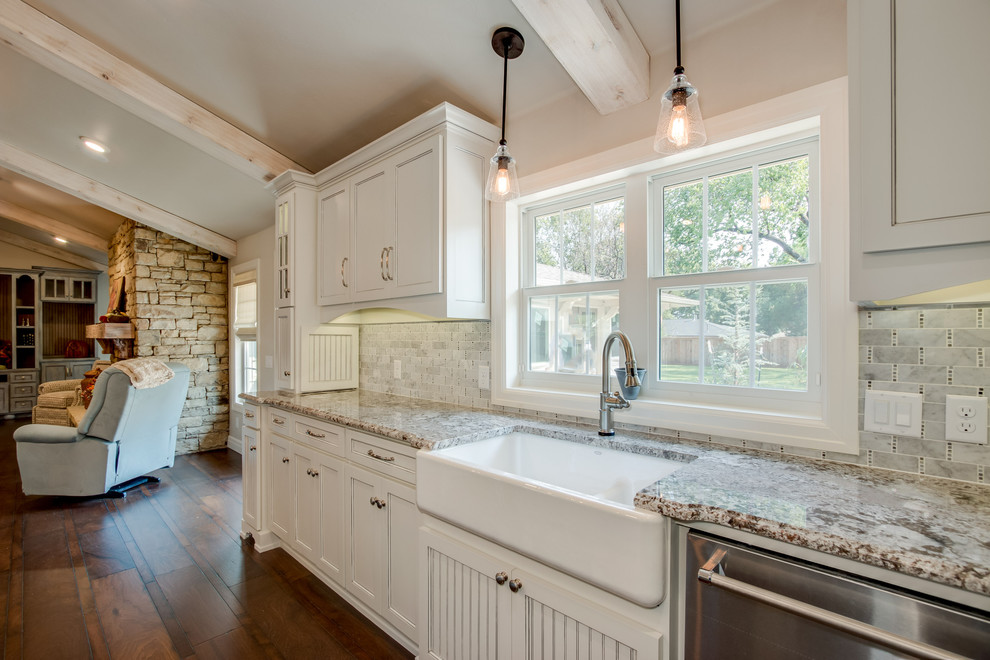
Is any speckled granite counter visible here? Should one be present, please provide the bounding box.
[243,389,990,598]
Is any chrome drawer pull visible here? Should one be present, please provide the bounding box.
[272,417,285,425]
[305,430,326,438]
[244,411,255,419]
[697,550,968,660]
[367,449,396,462]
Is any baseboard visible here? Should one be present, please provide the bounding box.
[227,434,243,454]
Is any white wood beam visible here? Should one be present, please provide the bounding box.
[0,141,237,257]
[510,0,650,115]
[0,227,104,270]
[0,0,308,182]
[0,199,108,252]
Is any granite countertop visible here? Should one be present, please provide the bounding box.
[243,389,990,598]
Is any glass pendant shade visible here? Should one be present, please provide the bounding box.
[486,142,519,202]
[654,73,706,154]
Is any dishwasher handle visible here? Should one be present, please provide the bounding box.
[697,550,969,660]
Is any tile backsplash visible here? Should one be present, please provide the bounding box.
[359,321,491,408]
[358,306,989,484]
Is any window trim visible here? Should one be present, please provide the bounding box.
[229,259,260,414]
[492,79,857,454]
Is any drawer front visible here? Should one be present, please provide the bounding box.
[292,416,345,456]
[266,408,293,434]
[12,384,36,397]
[10,397,35,412]
[12,372,37,384]
[348,430,417,484]
[243,402,260,429]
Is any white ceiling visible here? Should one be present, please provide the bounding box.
[0,0,782,257]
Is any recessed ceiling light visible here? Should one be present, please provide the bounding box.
[80,136,109,154]
[54,236,68,244]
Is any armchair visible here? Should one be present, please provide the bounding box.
[32,360,112,427]
[14,362,190,497]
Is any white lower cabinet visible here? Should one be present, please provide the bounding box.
[421,527,663,660]
[251,405,419,652]
[345,462,419,642]
[241,426,260,532]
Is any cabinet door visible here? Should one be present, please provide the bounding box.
[69,362,91,379]
[274,307,293,391]
[382,477,418,642]
[293,448,320,560]
[854,0,990,252]
[242,427,260,531]
[268,433,294,541]
[345,464,383,609]
[293,444,346,584]
[351,164,393,302]
[392,134,442,298]
[41,363,68,382]
[420,529,512,660]
[317,182,352,306]
[275,194,294,307]
[510,569,662,660]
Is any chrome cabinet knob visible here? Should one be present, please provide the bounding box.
[248,445,257,452]
[495,572,508,585]
[282,457,290,463]
[508,579,523,593]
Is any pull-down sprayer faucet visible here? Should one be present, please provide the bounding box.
[599,331,640,436]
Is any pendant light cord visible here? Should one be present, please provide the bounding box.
[674,0,683,74]
[500,40,509,145]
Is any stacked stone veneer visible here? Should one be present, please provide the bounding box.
[108,219,229,454]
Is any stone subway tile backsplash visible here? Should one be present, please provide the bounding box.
[360,305,989,484]
[358,321,491,408]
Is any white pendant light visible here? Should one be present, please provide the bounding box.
[654,0,706,155]
[486,27,525,202]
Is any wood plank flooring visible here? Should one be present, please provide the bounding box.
[0,418,413,660]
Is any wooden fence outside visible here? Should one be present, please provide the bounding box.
[661,336,806,368]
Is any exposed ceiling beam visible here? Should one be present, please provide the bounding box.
[0,226,104,270]
[0,199,108,252]
[510,0,650,115]
[0,141,237,257]
[0,0,308,182]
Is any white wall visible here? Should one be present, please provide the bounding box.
[512,0,847,177]
[0,243,80,269]
[230,225,275,392]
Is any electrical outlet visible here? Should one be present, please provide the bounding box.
[478,365,490,389]
[393,359,401,379]
[945,395,988,444]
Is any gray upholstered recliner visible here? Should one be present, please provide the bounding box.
[14,362,190,497]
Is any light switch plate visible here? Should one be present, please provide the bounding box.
[864,390,923,438]
[945,395,988,444]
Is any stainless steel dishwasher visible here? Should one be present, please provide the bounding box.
[684,531,990,659]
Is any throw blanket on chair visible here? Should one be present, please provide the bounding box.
[107,358,175,389]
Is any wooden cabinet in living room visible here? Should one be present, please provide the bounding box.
[849,0,990,301]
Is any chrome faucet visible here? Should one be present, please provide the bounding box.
[599,331,641,436]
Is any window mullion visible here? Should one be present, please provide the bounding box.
[749,281,757,388]
[701,176,710,273]
[751,164,760,267]
[698,286,707,384]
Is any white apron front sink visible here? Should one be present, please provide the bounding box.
[417,431,690,607]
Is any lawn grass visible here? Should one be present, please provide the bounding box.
[660,364,807,390]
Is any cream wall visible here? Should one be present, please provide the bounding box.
[512,0,847,176]
[230,225,275,393]
[0,243,81,270]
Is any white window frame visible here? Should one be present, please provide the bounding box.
[492,79,858,454]
[230,259,260,415]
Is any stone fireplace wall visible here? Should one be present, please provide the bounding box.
[108,220,229,453]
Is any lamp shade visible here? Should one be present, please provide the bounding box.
[486,142,520,202]
[653,73,706,154]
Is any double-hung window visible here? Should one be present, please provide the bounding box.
[651,138,820,414]
[522,186,626,385]
[232,266,259,403]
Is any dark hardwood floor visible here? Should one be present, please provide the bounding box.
[0,418,413,660]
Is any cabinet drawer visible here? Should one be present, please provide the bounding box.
[10,397,35,412]
[11,372,37,384]
[242,403,260,429]
[293,416,345,456]
[347,430,416,485]
[266,408,293,434]
[11,384,36,397]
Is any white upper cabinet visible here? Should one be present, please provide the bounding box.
[275,195,294,308]
[849,0,990,301]
[295,103,497,319]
